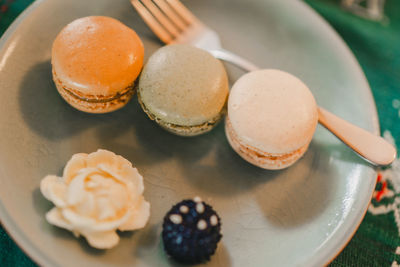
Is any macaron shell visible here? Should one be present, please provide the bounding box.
[138,91,225,136]
[138,44,229,127]
[228,69,318,154]
[52,16,144,97]
[225,117,308,170]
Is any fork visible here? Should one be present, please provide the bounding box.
[130,0,396,166]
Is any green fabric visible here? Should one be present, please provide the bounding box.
[0,0,32,36]
[1,0,399,266]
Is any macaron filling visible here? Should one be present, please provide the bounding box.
[53,70,136,103]
[53,69,137,113]
[225,117,308,169]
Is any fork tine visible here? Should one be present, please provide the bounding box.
[131,0,173,43]
[165,0,197,24]
[140,0,181,37]
[152,0,187,31]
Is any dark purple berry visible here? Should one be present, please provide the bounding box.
[162,198,222,264]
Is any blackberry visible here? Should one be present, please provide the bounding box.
[162,197,222,264]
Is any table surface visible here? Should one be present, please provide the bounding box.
[0,0,399,266]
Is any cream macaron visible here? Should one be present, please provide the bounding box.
[52,16,144,113]
[138,44,229,136]
[225,69,318,170]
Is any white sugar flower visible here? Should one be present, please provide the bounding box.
[40,149,150,249]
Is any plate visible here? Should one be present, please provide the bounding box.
[0,0,378,266]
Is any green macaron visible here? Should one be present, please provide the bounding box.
[137,44,229,136]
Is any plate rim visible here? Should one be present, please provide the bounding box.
[0,2,59,266]
[287,3,378,266]
[0,0,378,266]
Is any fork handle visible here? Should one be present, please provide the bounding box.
[210,48,396,166]
[318,107,396,166]
[209,49,259,72]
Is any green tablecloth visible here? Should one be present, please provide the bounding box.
[0,0,399,266]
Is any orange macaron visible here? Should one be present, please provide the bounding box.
[51,16,144,113]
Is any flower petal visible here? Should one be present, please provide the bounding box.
[66,171,89,206]
[86,149,116,169]
[84,230,120,249]
[90,211,131,232]
[129,168,144,196]
[63,153,88,184]
[62,208,96,230]
[97,197,116,220]
[46,208,73,231]
[97,164,128,184]
[119,198,150,231]
[40,175,67,207]
[74,191,95,217]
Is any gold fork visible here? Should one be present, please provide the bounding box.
[130,0,396,166]
[130,0,259,71]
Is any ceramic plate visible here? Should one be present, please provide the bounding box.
[0,0,378,266]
